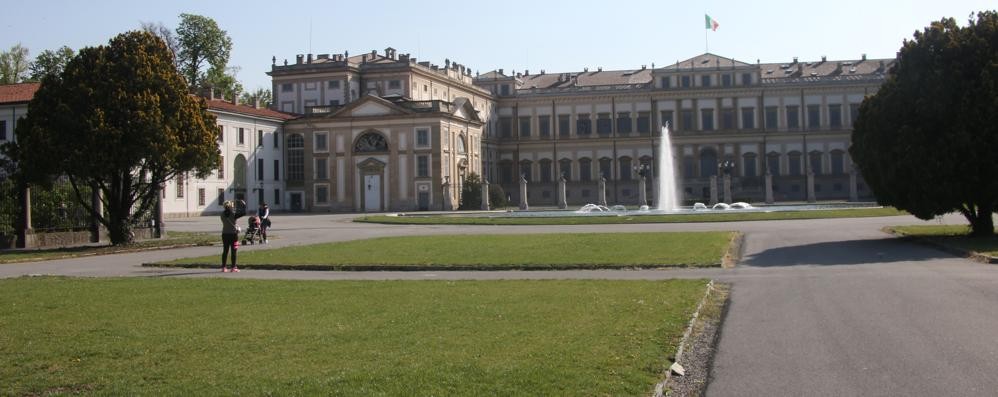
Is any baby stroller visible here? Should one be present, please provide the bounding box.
[242,215,264,245]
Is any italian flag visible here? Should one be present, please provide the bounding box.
[705,14,719,31]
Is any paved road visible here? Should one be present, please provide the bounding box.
[2,212,997,396]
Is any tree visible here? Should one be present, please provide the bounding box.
[175,13,232,90]
[459,172,509,210]
[203,65,242,101]
[0,43,30,84]
[850,11,998,236]
[28,46,74,81]
[140,21,179,60]
[240,88,272,108]
[5,31,220,244]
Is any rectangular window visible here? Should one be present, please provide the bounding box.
[720,109,735,130]
[273,160,280,181]
[257,130,264,147]
[636,112,650,133]
[416,128,430,147]
[701,75,712,87]
[218,155,224,179]
[660,76,671,89]
[558,115,570,137]
[315,185,329,204]
[540,161,552,182]
[519,116,531,138]
[198,188,205,206]
[765,106,778,129]
[807,105,821,128]
[499,117,512,138]
[616,112,632,134]
[721,74,732,87]
[281,83,293,92]
[217,188,225,206]
[329,99,340,106]
[596,113,612,135]
[315,158,328,179]
[238,128,245,145]
[829,104,842,128]
[701,109,714,131]
[538,115,550,138]
[744,156,757,177]
[257,158,265,181]
[850,103,861,125]
[742,73,752,85]
[417,155,429,177]
[660,110,674,131]
[681,76,691,88]
[273,132,279,148]
[767,154,780,176]
[274,189,281,205]
[741,107,755,129]
[388,80,401,89]
[217,125,224,142]
[500,84,510,96]
[0,120,6,140]
[680,110,694,132]
[787,105,800,129]
[580,160,592,182]
[175,174,185,198]
[315,133,328,151]
[304,82,317,91]
[328,80,340,89]
[576,114,591,135]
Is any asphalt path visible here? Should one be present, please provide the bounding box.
[2,212,997,396]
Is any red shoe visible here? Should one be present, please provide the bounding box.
[231,267,240,273]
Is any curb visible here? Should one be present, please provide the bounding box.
[653,280,717,397]
[141,262,722,272]
[0,243,213,264]
[721,232,744,269]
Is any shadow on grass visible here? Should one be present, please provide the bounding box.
[741,238,956,267]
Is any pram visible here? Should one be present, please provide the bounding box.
[242,215,264,245]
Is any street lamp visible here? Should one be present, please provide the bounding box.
[718,160,735,176]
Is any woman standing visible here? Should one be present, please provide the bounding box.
[258,203,270,244]
[220,200,246,272]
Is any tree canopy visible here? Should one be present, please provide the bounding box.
[175,13,233,92]
[5,31,220,244]
[0,43,30,84]
[850,11,998,235]
[28,46,74,81]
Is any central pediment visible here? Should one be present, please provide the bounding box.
[330,95,412,118]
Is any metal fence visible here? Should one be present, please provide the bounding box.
[0,177,95,235]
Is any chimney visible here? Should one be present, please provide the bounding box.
[362,54,368,63]
[371,49,377,59]
[498,68,504,76]
[821,55,826,63]
[307,53,313,63]
[231,89,239,105]
[296,54,304,64]
[445,58,451,69]
[540,69,545,75]
[254,98,261,109]
[524,69,529,76]
[862,53,867,61]
[209,86,216,100]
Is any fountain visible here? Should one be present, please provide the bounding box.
[656,124,680,211]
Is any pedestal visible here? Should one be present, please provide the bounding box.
[722,174,732,204]
[481,180,490,210]
[764,173,774,204]
[638,176,647,206]
[597,177,607,207]
[709,175,718,205]
[806,172,816,203]
[519,177,529,210]
[557,178,567,209]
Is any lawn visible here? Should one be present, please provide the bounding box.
[159,232,735,270]
[0,277,709,396]
[0,231,220,264]
[355,207,905,226]
[886,225,998,256]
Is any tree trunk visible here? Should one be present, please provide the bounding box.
[106,215,134,245]
[965,203,995,237]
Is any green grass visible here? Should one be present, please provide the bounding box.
[356,207,906,225]
[0,231,220,264]
[0,277,709,396]
[161,232,735,269]
[886,225,998,256]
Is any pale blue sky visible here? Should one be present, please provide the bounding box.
[3,0,994,92]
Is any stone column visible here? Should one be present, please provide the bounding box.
[722,174,732,204]
[597,176,607,206]
[90,187,103,243]
[518,175,529,210]
[17,183,32,248]
[849,168,859,202]
[638,175,647,207]
[764,173,774,204]
[557,176,567,209]
[709,175,718,205]
[806,171,816,203]
[481,179,490,211]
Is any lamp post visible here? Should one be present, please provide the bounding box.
[718,160,735,204]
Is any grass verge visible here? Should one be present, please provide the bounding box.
[0,232,220,264]
[154,232,735,270]
[1,277,709,396]
[355,207,905,226]
[885,225,998,258]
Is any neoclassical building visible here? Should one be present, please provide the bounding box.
[272,48,890,212]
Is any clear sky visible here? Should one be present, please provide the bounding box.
[2,0,994,92]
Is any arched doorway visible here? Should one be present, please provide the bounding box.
[233,154,247,202]
[353,131,389,212]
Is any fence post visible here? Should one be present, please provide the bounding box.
[90,186,103,243]
[17,181,32,248]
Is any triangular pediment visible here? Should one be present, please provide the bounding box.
[450,97,482,124]
[330,95,412,118]
[660,53,755,71]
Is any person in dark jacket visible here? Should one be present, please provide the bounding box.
[258,203,271,243]
[220,200,246,272]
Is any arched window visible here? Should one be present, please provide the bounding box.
[830,150,845,175]
[599,157,612,180]
[353,131,388,153]
[619,157,632,181]
[742,153,758,177]
[457,135,467,154]
[233,154,247,189]
[559,158,572,181]
[539,159,553,183]
[809,151,823,175]
[579,158,593,182]
[788,151,802,176]
[287,134,304,181]
[700,148,718,178]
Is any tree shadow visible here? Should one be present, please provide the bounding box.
[740,237,956,267]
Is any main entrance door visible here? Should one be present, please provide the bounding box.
[364,175,381,212]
